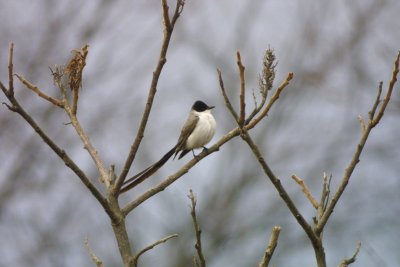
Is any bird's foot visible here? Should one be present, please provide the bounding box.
[191,150,199,158]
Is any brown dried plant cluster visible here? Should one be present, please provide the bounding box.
[65,44,89,92]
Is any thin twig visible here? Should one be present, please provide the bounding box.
[115,0,186,193]
[237,51,246,127]
[371,52,400,126]
[84,237,104,267]
[63,102,110,187]
[54,46,108,186]
[316,52,399,235]
[247,72,293,128]
[368,82,382,122]
[161,0,172,31]
[0,81,9,98]
[259,226,281,267]
[188,190,206,267]
[15,74,64,108]
[133,234,178,266]
[170,0,185,27]
[8,42,14,96]
[316,172,331,224]
[217,68,239,121]
[291,174,318,209]
[338,241,361,267]
[357,115,366,133]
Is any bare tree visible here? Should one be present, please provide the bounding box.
[1,0,399,267]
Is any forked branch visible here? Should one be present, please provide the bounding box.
[0,43,114,221]
[115,0,186,193]
[315,51,400,236]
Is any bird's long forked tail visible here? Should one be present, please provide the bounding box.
[119,146,177,194]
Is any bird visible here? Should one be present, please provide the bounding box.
[120,100,216,193]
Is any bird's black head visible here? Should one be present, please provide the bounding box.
[192,100,214,112]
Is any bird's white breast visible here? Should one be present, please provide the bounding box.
[186,110,216,149]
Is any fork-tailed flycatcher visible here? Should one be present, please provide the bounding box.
[120,100,216,193]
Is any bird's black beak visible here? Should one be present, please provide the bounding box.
[208,106,215,110]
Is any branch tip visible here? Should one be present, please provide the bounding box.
[291,174,318,209]
[339,241,361,267]
[84,237,104,267]
[237,51,246,126]
[259,226,281,267]
[133,234,178,266]
[16,74,64,108]
[161,0,172,31]
[217,67,239,121]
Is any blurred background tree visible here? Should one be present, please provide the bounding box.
[0,0,399,266]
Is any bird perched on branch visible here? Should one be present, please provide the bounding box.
[120,100,216,193]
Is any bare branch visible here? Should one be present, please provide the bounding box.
[239,129,320,241]
[227,56,320,263]
[63,102,110,187]
[133,234,178,266]
[0,44,115,220]
[316,172,331,223]
[368,81,382,122]
[237,51,246,127]
[1,94,113,219]
[46,47,110,186]
[259,226,281,267]
[240,129,327,266]
[15,74,64,108]
[247,72,293,128]
[8,42,14,96]
[291,174,318,209]
[316,52,399,235]
[217,68,239,121]
[338,241,361,267]
[161,0,172,31]
[170,0,185,27]
[122,126,242,215]
[188,190,206,267]
[357,115,366,133]
[115,0,186,192]
[371,51,400,126]
[0,81,9,98]
[84,238,104,267]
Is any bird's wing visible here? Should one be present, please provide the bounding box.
[174,113,199,156]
